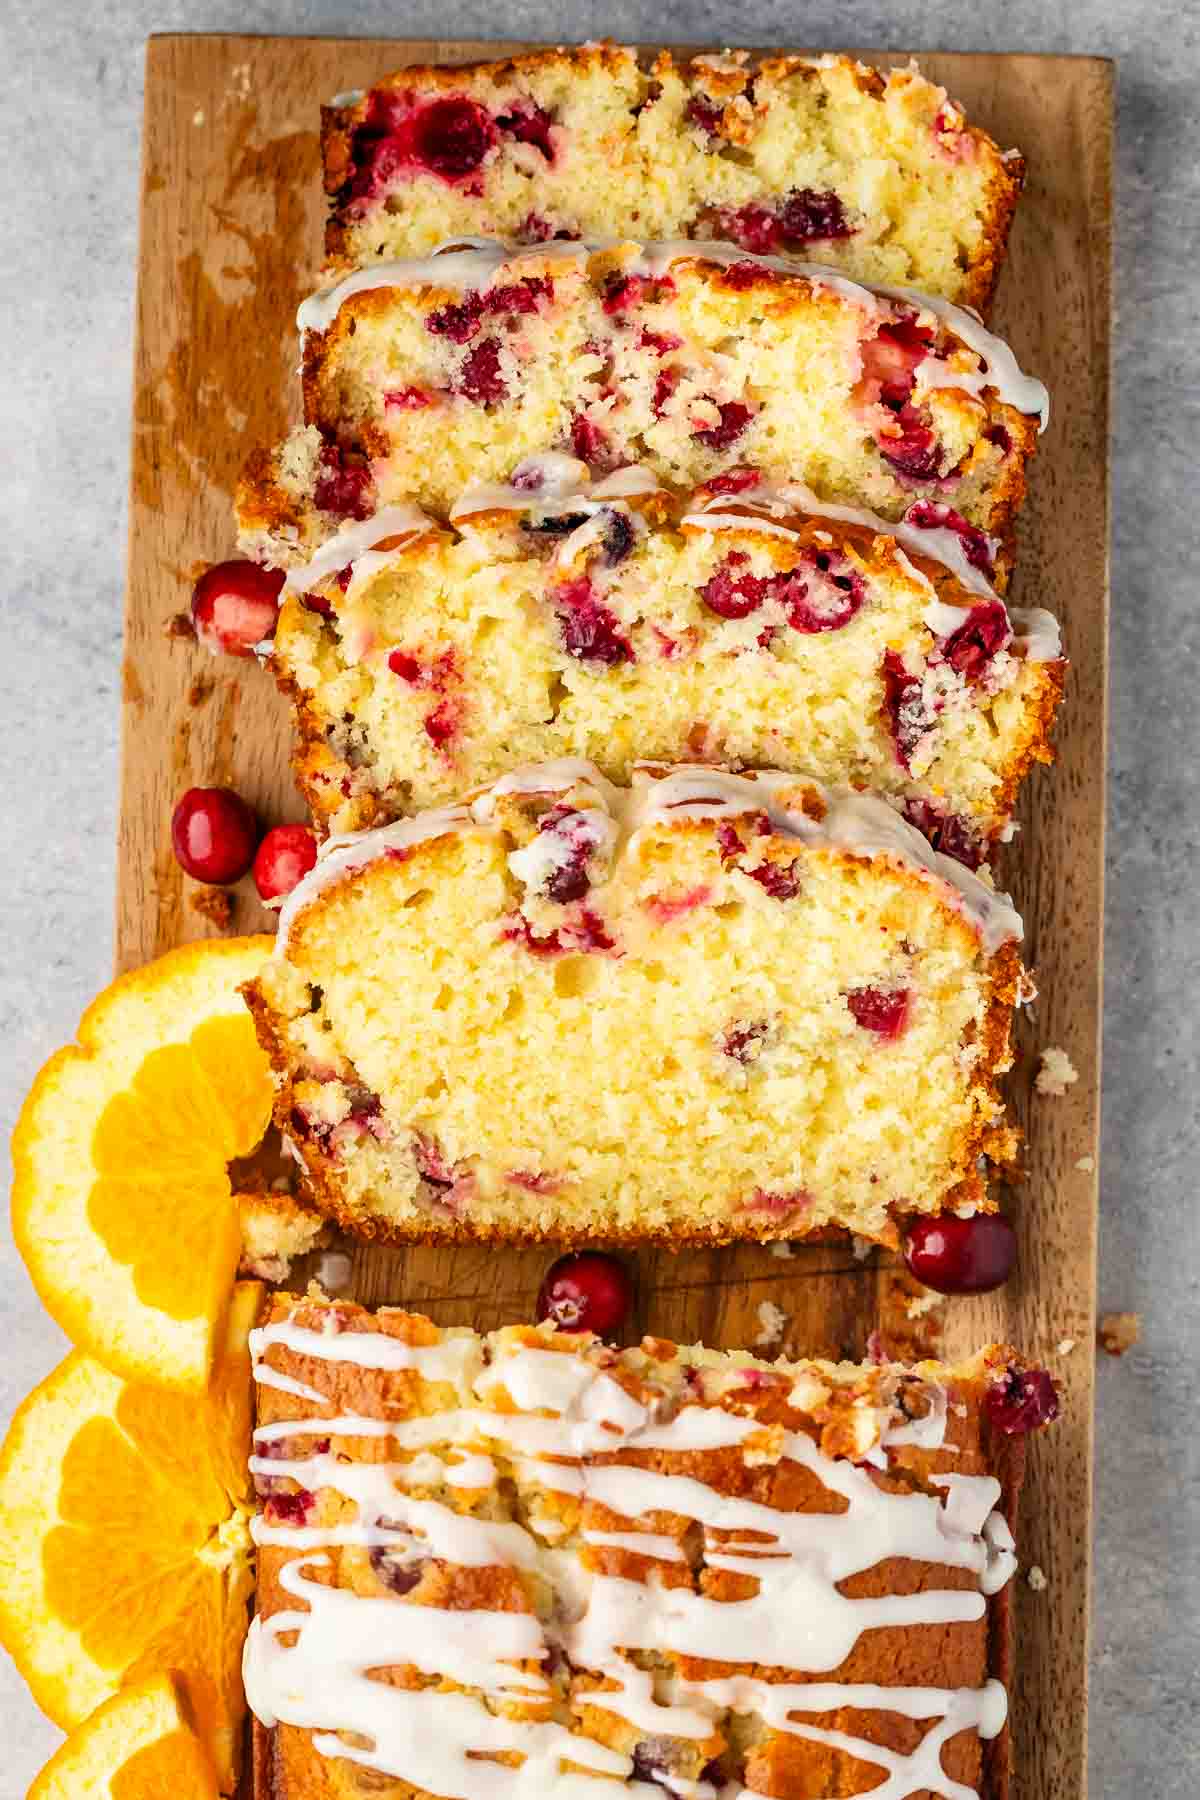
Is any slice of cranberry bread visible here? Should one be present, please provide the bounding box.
[235,241,1046,571]
[241,761,1027,1249]
[323,47,1023,313]
[270,457,1064,859]
[247,1292,1059,1800]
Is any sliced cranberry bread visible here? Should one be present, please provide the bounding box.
[271,458,1063,858]
[248,1291,1059,1800]
[236,241,1046,570]
[323,47,1023,313]
[242,761,1027,1248]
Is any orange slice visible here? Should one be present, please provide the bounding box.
[12,937,274,1390]
[0,1282,262,1794]
[28,1674,219,1800]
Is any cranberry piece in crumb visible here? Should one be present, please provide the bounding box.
[388,649,422,683]
[905,1213,1017,1295]
[553,575,633,666]
[302,592,333,619]
[600,508,636,567]
[496,101,556,161]
[881,651,931,771]
[861,316,935,405]
[985,424,1012,456]
[703,466,761,495]
[412,96,496,178]
[253,824,318,904]
[901,799,985,871]
[904,500,995,577]
[693,400,753,451]
[721,1019,769,1063]
[313,445,374,522]
[686,94,725,137]
[369,1547,426,1595]
[385,385,435,411]
[846,985,911,1040]
[569,412,612,468]
[172,787,258,885]
[423,698,459,748]
[879,404,943,482]
[777,187,852,244]
[537,1251,633,1337]
[716,203,781,256]
[985,1364,1060,1435]
[652,366,680,417]
[699,553,766,620]
[745,859,801,901]
[780,553,865,634]
[455,337,507,405]
[190,560,284,657]
[602,273,655,315]
[940,600,1011,682]
[521,210,579,242]
[264,1488,314,1526]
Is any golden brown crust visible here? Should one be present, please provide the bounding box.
[249,1298,1044,1800]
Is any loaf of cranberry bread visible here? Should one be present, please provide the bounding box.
[236,241,1047,572]
[241,760,1027,1248]
[323,47,1023,313]
[270,456,1064,858]
[246,1291,1059,1800]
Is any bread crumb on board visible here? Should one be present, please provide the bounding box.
[1035,1046,1079,1096]
[190,887,235,931]
[906,1291,942,1320]
[1099,1312,1141,1356]
[755,1300,788,1348]
[1075,1155,1096,1173]
[1027,1564,1049,1591]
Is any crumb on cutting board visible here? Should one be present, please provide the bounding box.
[1027,1565,1048,1591]
[1099,1311,1141,1356]
[755,1300,787,1348]
[1075,1154,1096,1173]
[191,887,235,930]
[906,1291,942,1320]
[1035,1046,1079,1096]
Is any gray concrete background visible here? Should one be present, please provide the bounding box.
[0,0,1194,1792]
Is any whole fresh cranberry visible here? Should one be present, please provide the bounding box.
[536,1251,633,1337]
[904,1213,1017,1294]
[985,1365,1061,1435]
[190,560,285,656]
[253,824,318,903]
[171,787,258,884]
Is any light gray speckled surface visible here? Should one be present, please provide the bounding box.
[0,2,1195,1794]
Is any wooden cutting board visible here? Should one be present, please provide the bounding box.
[121,36,1112,1799]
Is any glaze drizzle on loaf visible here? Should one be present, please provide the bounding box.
[245,1307,1039,1799]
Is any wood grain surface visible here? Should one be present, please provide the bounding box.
[122,36,1111,1799]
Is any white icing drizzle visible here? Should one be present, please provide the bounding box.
[294,238,1048,423]
[250,1319,482,1385]
[245,1325,1017,1800]
[282,504,435,595]
[274,759,1022,956]
[449,457,664,526]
